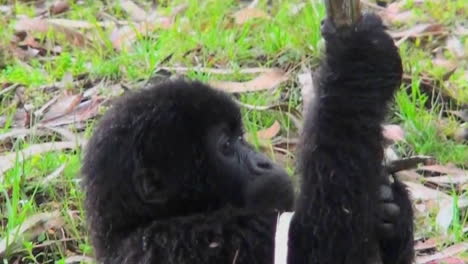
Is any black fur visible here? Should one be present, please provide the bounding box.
[82,13,414,264]
[288,14,413,264]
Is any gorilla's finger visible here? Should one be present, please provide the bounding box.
[380,203,400,221]
[379,185,394,202]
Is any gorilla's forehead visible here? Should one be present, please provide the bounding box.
[146,79,242,127]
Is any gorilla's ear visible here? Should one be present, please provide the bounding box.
[133,168,168,204]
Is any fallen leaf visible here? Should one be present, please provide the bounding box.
[233,7,269,25]
[257,121,281,140]
[416,243,468,264]
[395,170,423,182]
[41,93,83,122]
[0,142,78,179]
[42,126,86,144]
[446,36,465,58]
[110,22,160,51]
[40,97,104,127]
[415,238,438,251]
[432,58,457,70]
[380,2,414,24]
[382,124,405,142]
[425,175,468,186]
[0,212,63,257]
[390,24,446,39]
[403,181,451,201]
[9,109,32,128]
[15,18,89,47]
[50,1,70,15]
[110,4,187,51]
[0,129,36,143]
[427,257,466,264]
[417,165,467,176]
[47,19,115,29]
[209,69,288,93]
[120,0,147,22]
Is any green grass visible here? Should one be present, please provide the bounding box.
[0,0,467,262]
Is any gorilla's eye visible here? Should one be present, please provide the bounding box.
[221,138,235,156]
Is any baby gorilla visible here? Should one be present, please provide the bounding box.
[82,14,412,264]
[82,81,295,263]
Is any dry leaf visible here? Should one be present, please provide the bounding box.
[425,175,468,186]
[41,93,83,122]
[42,126,86,144]
[403,181,451,201]
[382,124,405,142]
[0,142,78,178]
[418,165,467,176]
[0,128,37,143]
[390,24,446,39]
[416,243,468,264]
[209,69,288,93]
[0,211,63,257]
[47,19,115,29]
[432,58,457,70]
[120,0,148,22]
[395,170,423,182]
[40,97,103,127]
[427,257,466,264]
[233,7,269,25]
[15,18,89,47]
[257,121,281,140]
[379,2,414,24]
[446,36,465,58]
[111,4,187,51]
[50,1,70,15]
[415,238,438,251]
[111,20,167,50]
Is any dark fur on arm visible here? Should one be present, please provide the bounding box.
[288,14,406,264]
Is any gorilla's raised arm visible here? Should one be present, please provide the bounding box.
[288,14,414,264]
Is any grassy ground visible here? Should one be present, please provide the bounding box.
[0,0,467,263]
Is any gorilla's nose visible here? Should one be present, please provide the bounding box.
[250,152,274,174]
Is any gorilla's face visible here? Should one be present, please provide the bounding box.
[205,124,294,212]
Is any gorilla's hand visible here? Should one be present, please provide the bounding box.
[320,14,402,103]
[377,184,400,239]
